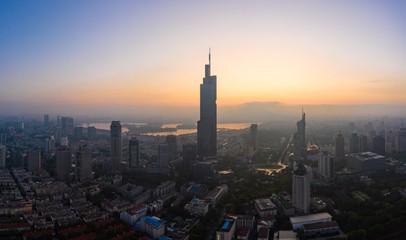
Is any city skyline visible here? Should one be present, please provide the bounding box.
[1,1,406,117]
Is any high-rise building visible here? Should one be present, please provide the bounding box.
[0,145,6,168]
[55,127,61,143]
[318,152,334,181]
[292,162,311,214]
[44,114,49,129]
[61,117,74,136]
[27,150,41,172]
[293,111,306,160]
[394,128,406,153]
[74,127,84,140]
[182,144,197,170]
[373,136,386,155]
[166,135,177,159]
[334,131,345,161]
[56,146,72,182]
[250,124,259,151]
[197,50,217,159]
[110,121,122,172]
[11,149,23,168]
[158,143,169,168]
[350,133,360,153]
[129,137,140,168]
[88,126,97,141]
[76,144,92,183]
[359,134,368,152]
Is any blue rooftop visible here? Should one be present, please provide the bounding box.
[222,219,232,230]
[141,216,164,228]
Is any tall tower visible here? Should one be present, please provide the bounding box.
[292,161,311,214]
[129,137,140,168]
[0,145,6,168]
[110,121,122,172]
[250,124,259,151]
[157,143,169,168]
[76,143,92,183]
[335,131,345,161]
[197,50,217,159]
[293,111,306,160]
[350,133,360,153]
[318,151,334,181]
[56,146,72,182]
[27,150,41,172]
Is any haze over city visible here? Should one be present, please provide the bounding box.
[1,0,406,120]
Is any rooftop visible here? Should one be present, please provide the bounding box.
[303,221,339,231]
[290,213,332,225]
[348,152,385,161]
[220,217,235,232]
[255,198,277,211]
[141,216,165,228]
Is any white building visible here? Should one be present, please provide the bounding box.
[184,198,209,216]
[254,198,277,217]
[290,212,332,231]
[292,162,311,214]
[206,184,228,207]
[318,152,334,180]
[216,216,237,240]
[137,216,166,239]
[120,204,147,225]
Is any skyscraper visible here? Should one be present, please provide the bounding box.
[27,150,41,172]
[166,135,177,160]
[129,137,140,168]
[293,111,306,160]
[250,124,259,151]
[0,145,6,168]
[182,144,197,170]
[56,146,72,182]
[318,151,334,181]
[76,144,92,183]
[61,117,74,136]
[373,135,386,155]
[110,121,122,172]
[43,114,49,129]
[197,50,217,159]
[350,133,360,153]
[394,128,406,153]
[335,131,345,161]
[292,161,311,214]
[158,143,169,168]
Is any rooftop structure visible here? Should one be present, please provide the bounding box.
[290,212,332,230]
[254,198,277,217]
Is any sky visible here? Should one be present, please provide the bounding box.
[1,0,406,118]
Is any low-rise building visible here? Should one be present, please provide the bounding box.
[303,221,340,238]
[254,197,277,217]
[137,216,166,239]
[273,230,298,240]
[236,227,250,240]
[184,198,209,216]
[206,184,228,207]
[290,212,332,231]
[153,181,175,200]
[257,227,270,240]
[272,192,294,216]
[120,204,147,225]
[311,197,327,211]
[216,216,237,240]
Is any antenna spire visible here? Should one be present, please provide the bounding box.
[209,48,211,65]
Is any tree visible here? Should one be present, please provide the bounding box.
[347,229,367,240]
